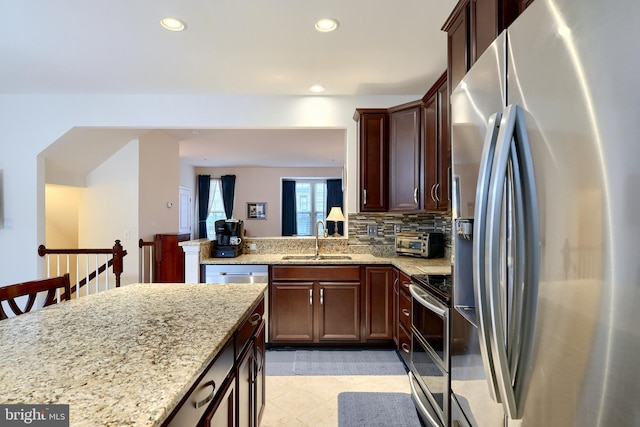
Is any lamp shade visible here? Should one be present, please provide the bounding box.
[326,206,345,222]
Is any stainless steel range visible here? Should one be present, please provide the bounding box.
[408,274,451,427]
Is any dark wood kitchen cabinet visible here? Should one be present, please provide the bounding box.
[423,72,450,211]
[154,233,190,283]
[269,266,361,344]
[363,266,394,341]
[443,0,519,92]
[389,101,423,212]
[354,109,389,212]
[237,321,265,427]
[396,271,413,367]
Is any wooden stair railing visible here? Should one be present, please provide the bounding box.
[139,238,155,283]
[38,240,128,298]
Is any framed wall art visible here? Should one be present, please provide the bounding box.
[247,202,267,220]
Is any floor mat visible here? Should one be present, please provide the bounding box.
[337,392,422,427]
[266,349,407,376]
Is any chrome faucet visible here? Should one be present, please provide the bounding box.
[315,220,327,258]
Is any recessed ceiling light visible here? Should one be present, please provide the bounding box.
[309,84,326,93]
[160,17,186,32]
[314,18,339,33]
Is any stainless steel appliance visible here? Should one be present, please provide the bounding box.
[396,232,445,258]
[450,0,640,425]
[205,264,270,342]
[408,274,451,427]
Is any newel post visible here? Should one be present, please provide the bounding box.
[112,240,124,287]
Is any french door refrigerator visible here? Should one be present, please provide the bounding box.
[450,0,640,425]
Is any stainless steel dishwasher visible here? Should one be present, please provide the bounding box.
[204,264,269,342]
[204,264,269,284]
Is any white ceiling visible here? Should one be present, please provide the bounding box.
[4,0,457,172]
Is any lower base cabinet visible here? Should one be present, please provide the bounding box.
[269,266,361,344]
[237,322,266,427]
[162,295,265,427]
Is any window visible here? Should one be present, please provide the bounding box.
[295,180,326,236]
[205,179,226,239]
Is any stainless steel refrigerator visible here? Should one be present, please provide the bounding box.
[450,0,640,425]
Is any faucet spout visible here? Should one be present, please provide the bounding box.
[315,220,326,257]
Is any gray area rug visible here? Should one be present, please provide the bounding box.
[266,349,407,376]
[338,392,422,427]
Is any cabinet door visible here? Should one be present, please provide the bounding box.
[254,322,266,426]
[318,282,360,341]
[203,378,236,427]
[364,267,394,341]
[389,105,422,211]
[424,74,450,211]
[357,110,388,212]
[473,0,519,61]
[393,269,399,346]
[424,91,439,211]
[269,282,314,342]
[446,3,469,93]
[436,78,451,210]
[236,341,254,427]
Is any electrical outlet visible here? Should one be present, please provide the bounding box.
[367,225,378,236]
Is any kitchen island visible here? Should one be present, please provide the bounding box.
[0,282,267,427]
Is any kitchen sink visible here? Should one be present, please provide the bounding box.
[281,255,352,261]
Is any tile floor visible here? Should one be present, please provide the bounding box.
[260,374,411,427]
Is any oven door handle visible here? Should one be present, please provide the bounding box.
[409,284,446,318]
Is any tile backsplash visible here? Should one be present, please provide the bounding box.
[347,211,452,247]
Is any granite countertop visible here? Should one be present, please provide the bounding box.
[0,282,267,427]
[201,253,452,277]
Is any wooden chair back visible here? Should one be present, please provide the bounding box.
[0,273,71,320]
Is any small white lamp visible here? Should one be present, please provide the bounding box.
[326,206,345,237]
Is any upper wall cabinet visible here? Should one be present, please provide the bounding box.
[443,0,520,91]
[354,109,389,212]
[389,101,423,212]
[423,72,450,211]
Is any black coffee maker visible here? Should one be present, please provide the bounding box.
[212,219,244,257]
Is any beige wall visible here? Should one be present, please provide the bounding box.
[78,140,139,285]
[195,166,342,237]
[138,131,181,240]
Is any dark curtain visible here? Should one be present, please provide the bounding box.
[220,175,236,219]
[326,179,344,235]
[282,180,297,236]
[197,175,211,238]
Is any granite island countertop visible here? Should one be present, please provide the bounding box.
[0,282,267,427]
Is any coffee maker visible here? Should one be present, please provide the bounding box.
[212,219,244,258]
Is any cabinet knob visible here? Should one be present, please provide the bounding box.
[401,343,411,354]
[402,308,410,317]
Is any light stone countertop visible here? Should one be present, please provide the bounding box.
[0,282,267,427]
[201,253,452,277]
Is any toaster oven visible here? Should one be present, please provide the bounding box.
[395,232,444,258]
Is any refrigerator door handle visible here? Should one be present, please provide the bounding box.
[472,111,503,404]
[486,104,540,419]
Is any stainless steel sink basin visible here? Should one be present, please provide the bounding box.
[281,255,352,261]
